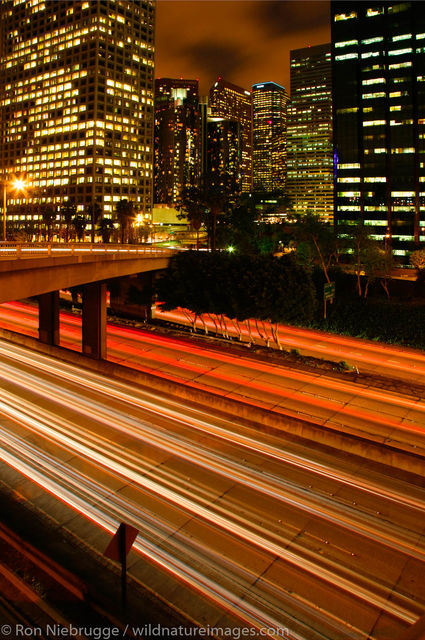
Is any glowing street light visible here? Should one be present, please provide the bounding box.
[2,177,28,241]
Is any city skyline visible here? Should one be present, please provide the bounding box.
[155,0,331,95]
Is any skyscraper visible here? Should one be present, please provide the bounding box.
[0,0,155,237]
[154,78,201,206]
[287,44,333,222]
[205,116,241,195]
[332,1,425,258]
[209,78,252,192]
[252,81,289,194]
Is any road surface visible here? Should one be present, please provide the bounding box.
[1,302,425,459]
[1,339,425,639]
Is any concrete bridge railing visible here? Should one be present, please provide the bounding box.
[0,242,175,259]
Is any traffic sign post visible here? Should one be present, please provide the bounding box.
[104,522,139,610]
[323,281,335,319]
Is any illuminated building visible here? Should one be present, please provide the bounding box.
[205,116,241,195]
[0,0,155,238]
[287,44,333,223]
[154,78,201,205]
[332,1,425,258]
[209,78,252,192]
[252,81,289,194]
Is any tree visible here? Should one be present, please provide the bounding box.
[41,203,57,241]
[72,214,87,241]
[362,245,394,298]
[85,201,102,243]
[178,173,236,251]
[347,222,376,296]
[97,216,115,243]
[59,199,77,243]
[115,199,135,243]
[176,186,206,251]
[293,212,337,283]
[410,249,425,271]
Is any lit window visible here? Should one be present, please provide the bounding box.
[362,51,380,59]
[335,53,358,61]
[362,77,385,85]
[366,7,384,17]
[337,177,361,183]
[388,48,413,56]
[389,61,412,69]
[339,163,361,169]
[335,40,358,48]
[364,177,386,182]
[363,92,386,99]
[334,11,357,21]
[391,147,415,154]
[363,120,386,126]
[392,34,411,42]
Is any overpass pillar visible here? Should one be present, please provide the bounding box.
[38,291,60,346]
[82,282,107,359]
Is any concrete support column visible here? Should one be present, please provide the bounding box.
[82,282,107,359]
[38,291,59,345]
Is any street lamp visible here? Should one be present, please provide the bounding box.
[2,177,28,241]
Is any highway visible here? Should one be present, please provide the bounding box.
[154,307,425,384]
[1,336,425,638]
[1,302,425,459]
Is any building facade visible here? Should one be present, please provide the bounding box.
[252,81,289,194]
[287,44,333,223]
[154,78,201,206]
[209,78,252,192]
[332,1,425,258]
[205,116,241,195]
[0,0,155,238]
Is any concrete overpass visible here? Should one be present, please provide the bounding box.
[0,243,174,358]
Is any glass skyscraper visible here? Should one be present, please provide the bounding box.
[0,0,155,236]
[252,81,289,194]
[209,78,252,192]
[287,44,333,223]
[154,78,201,206]
[332,1,425,258]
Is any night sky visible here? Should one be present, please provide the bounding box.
[155,0,331,96]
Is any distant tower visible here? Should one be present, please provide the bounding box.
[154,78,201,205]
[206,116,241,195]
[209,78,252,192]
[0,0,155,235]
[252,82,289,193]
[287,44,333,223]
[332,1,425,258]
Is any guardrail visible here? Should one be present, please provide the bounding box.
[0,242,176,258]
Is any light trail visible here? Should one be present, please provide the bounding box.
[1,302,425,468]
[0,338,424,514]
[0,339,425,639]
[155,307,425,378]
[0,359,424,566]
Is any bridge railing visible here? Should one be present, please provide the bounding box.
[0,242,176,258]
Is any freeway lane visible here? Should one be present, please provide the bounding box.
[1,340,425,639]
[154,308,425,384]
[1,302,425,459]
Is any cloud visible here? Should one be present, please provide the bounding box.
[252,0,330,38]
[182,40,254,82]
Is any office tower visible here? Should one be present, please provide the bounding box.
[252,81,289,194]
[209,78,252,192]
[287,44,333,223]
[332,1,425,258]
[154,78,201,205]
[0,0,155,238]
[206,116,241,195]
